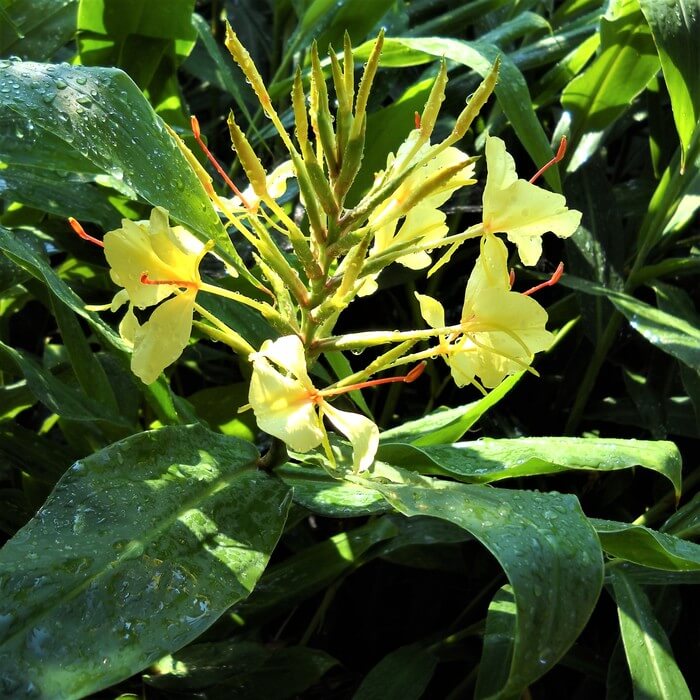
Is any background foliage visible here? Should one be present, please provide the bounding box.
[1,0,699,698]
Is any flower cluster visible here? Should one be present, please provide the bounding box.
[71,30,581,472]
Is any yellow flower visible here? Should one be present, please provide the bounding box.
[359,130,476,296]
[248,336,379,472]
[104,207,208,384]
[416,235,553,389]
[482,136,581,266]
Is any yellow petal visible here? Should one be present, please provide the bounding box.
[462,234,510,317]
[482,136,581,266]
[415,292,445,330]
[254,335,314,390]
[248,357,324,452]
[130,291,196,384]
[322,402,379,473]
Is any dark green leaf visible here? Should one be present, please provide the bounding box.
[353,644,437,700]
[0,60,236,261]
[370,479,603,699]
[0,424,290,699]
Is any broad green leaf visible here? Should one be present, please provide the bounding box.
[187,382,255,441]
[275,462,389,517]
[146,642,336,695]
[0,60,237,262]
[594,519,700,570]
[353,36,561,190]
[378,437,682,496]
[0,424,291,699]
[236,517,398,621]
[610,569,692,700]
[561,0,660,172]
[370,479,603,699]
[379,374,521,446]
[0,0,78,61]
[638,0,700,170]
[353,645,437,700]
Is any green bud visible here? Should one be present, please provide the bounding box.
[227,111,268,198]
[351,29,384,140]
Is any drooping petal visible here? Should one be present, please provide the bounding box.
[415,292,446,330]
[322,402,379,473]
[130,290,196,384]
[462,234,511,318]
[248,356,324,452]
[482,136,581,266]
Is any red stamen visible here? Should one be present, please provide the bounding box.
[140,272,199,289]
[69,217,104,248]
[326,362,427,397]
[190,115,252,210]
[509,268,515,288]
[414,111,421,129]
[521,262,564,297]
[529,136,567,184]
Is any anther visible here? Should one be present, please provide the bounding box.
[521,262,564,297]
[414,111,421,129]
[529,136,567,184]
[68,217,104,248]
[190,115,252,210]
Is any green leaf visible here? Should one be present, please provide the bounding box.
[638,0,700,170]
[662,492,700,539]
[353,644,437,700]
[237,517,398,621]
[77,0,197,88]
[0,60,236,261]
[0,164,121,228]
[354,36,561,190]
[561,0,660,172]
[146,642,337,696]
[379,373,521,446]
[0,338,129,426]
[370,479,603,699]
[0,424,291,699]
[594,519,700,571]
[610,569,692,700]
[0,0,78,61]
[378,437,682,496]
[275,462,390,517]
[562,275,700,372]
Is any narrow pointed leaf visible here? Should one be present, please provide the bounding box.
[379,437,681,496]
[610,569,692,700]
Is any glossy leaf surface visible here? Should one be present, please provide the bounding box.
[0,425,290,699]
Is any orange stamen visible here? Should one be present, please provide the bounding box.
[529,136,567,184]
[190,115,252,210]
[508,268,515,288]
[140,272,199,289]
[521,262,564,297]
[324,362,427,398]
[69,217,104,248]
[414,111,421,129]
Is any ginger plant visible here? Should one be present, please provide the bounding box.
[70,29,581,472]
